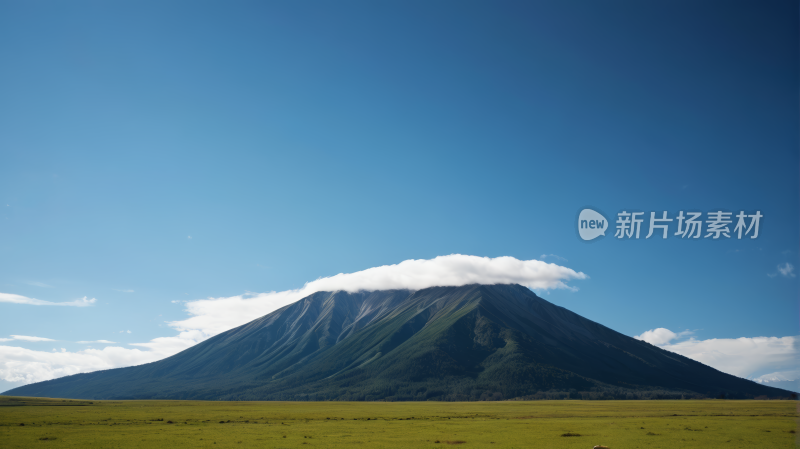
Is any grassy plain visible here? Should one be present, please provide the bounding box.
[0,396,796,448]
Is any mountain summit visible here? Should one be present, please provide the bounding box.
[4,284,791,400]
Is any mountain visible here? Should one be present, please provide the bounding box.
[751,373,800,394]
[754,380,798,394]
[4,284,793,400]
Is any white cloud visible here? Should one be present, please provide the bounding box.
[634,328,693,346]
[777,262,795,278]
[0,335,56,343]
[128,330,206,354]
[768,262,796,278]
[76,340,116,344]
[0,345,170,385]
[0,293,96,307]
[0,254,586,386]
[636,328,798,379]
[169,254,587,338]
[115,289,135,293]
[635,328,678,346]
[752,370,800,383]
[312,254,585,292]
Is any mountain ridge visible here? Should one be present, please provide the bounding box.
[4,284,793,401]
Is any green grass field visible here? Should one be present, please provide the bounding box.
[0,396,796,448]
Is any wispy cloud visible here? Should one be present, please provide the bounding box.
[539,254,568,262]
[0,293,96,307]
[768,262,795,278]
[76,340,116,344]
[24,281,53,288]
[114,289,135,293]
[777,262,795,278]
[0,335,56,342]
[636,328,798,379]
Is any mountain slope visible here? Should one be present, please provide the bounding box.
[4,284,792,400]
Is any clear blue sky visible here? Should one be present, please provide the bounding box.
[0,1,797,391]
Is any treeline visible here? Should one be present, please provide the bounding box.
[90,352,797,402]
[202,374,796,401]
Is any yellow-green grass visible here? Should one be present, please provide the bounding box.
[0,396,796,448]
